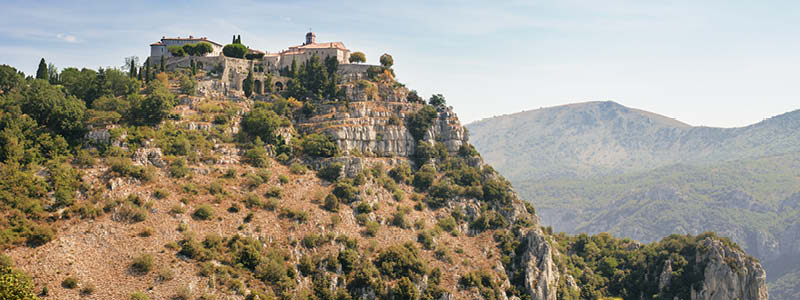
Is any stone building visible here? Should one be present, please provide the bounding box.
[269,32,352,69]
[150,35,224,58]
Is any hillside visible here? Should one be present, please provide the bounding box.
[467,101,799,299]
[0,57,767,300]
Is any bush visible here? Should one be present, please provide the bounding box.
[193,205,214,220]
[265,187,282,198]
[168,46,186,57]
[80,283,95,295]
[289,162,308,174]
[243,146,270,168]
[364,221,380,237]
[374,243,427,280]
[418,231,435,250]
[61,276,78,289]
[469,211,507,232]
[153,188,169,199]
[241,107,289,145]
[436,216,458,233]
[169,158,189,178]
[412,165,436,191]
[223,44,248,58]
[318,163,343,182]
[131,254,154,274]
[332,181,358,203]
[389,163,412,184]
[406,105,437,141]
[323,194,339,212]
[301,134,338,157]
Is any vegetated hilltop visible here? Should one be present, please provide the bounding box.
[467,100,800,299]
[0,53,766,300]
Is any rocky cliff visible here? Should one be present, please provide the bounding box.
[690,238,769,300]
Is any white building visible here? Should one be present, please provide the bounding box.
[150,35,223,58]
[269,32,352,69]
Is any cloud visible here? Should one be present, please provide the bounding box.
[56,33,78,43]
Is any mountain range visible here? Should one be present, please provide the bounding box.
[467,101,800,300]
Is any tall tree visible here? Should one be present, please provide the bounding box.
[35,58,48,80]
[243,68,254,98]
[232,35,236,44]
[125,56,140,78]
[160,56,165,72]
[47,63,59,84]
[349,52,366,64]
[144,58,150,83]
[190,59,197,76]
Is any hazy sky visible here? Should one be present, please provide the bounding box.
[2,0,799,127]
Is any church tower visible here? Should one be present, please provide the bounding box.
[304,31,316,45]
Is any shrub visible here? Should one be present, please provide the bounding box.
[223,44,248,58]
[323,194,339,212]
[243,147,270,168]
[389,163,412,184]
[265,187,282,198]
[469,211,507,232]
[301,134,338,157]
[412,165,437,191]
[131,254,154,274]
[329,182,356,204]
[374,243,427,280]
[61,276,78,289]
[289,163,308,174]
[26,224,54,247]
[193,205,214,220]
[241,107,288,145]
[418,231,435,250]
[364,221,380,237]
[80,283,95,295]
[278,174,289,184]
[318,163,343,182]
[406,105,437,141]
[153,188,169,199]
[169,158,189,178]
[436,216,458,233]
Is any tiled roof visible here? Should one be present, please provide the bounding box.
[161,37,223,46]
[150,42,164,46]
[289,42,348,50]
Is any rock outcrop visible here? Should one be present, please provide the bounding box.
[518,229,559,300]
[690,238,769,300]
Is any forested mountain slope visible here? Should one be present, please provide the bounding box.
[467,101,798,299]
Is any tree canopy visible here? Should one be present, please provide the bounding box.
[349,52,366,64]
[380,53,394,68]
[223,44,248,58]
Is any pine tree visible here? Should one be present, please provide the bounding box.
[36,58,48,80]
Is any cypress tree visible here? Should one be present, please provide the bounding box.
[243,68,254,98]
[36,58,48,80]
[237,35,241,44]
[137,67,143,81]
[129,61,137,78]
[144,59,150,83]
[232,35,236,44]
[191,59,197,76]
[160,56,165,72]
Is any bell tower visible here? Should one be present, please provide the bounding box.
[305,31,316,45]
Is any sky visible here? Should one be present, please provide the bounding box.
[2,0,799,127]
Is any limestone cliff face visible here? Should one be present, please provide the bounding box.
[519,229,559,300]
[690,238,769,300]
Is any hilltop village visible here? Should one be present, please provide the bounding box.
[0,31,768,300]
[147,32,372,98]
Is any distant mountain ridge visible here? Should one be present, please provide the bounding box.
[466,101,800,300]
[467,101,800,181]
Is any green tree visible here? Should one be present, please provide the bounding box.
[380,53,394,68]
[60,67,98,105]
[35,58,48,80]
[243,69,254,97]
[301,134,338,157]
[160,56,165,72]
[0,65,24,93]
[168,46,186,57]
[241,105,289,144]
[223,44,248,58]
[193,42,214,56]
[428,94,446,107]
[349,52,366,64]
[130,81,174,126]
[125,56,139,77]
[190,59,197,76]
[21,79,87,141]
[47,63,59,84]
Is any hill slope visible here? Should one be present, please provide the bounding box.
[467,101,800,299]
[0,60,767,300]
